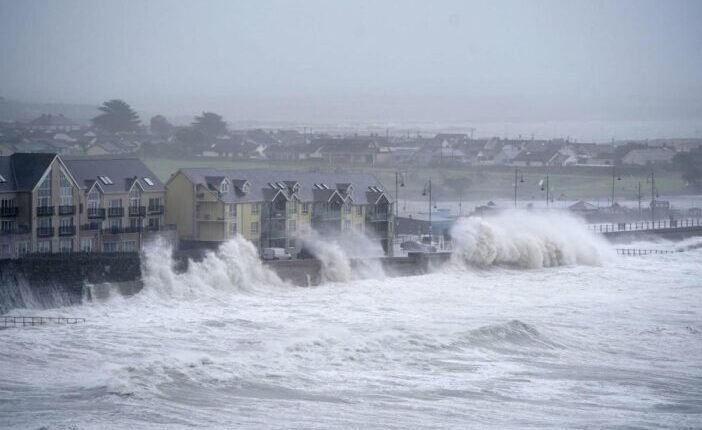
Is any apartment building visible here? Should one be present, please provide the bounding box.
[63,157,174,252]
[165,169,394,254]
[0,153,82,258]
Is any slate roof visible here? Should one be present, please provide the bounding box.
[177,168,391,205]
[62,157,164,193]
[0,152,57,192]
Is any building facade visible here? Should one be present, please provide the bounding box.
[0,153,174,258]
[166,169,394,254]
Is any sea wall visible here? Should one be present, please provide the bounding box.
[603,226,702,243]
[0,253,142,313]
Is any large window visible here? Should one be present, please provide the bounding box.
[129,188,141,208]
[81,238,92,252]
[250,222,259,234]
[16,241,28,257]
[37,172,51,207]
[37,240,51,253]
[228,204,237,218]
[60,170,73,206]
[87,189,101,209]
[252,203,259,215]
[123,241,137,252]
[302,203,310,214]
[59,239,73,253]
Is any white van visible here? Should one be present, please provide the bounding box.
[262,247,292,260]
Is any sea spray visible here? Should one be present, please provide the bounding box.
[450,210,612,268]
[140,236,283,300]
[301,229,386,282]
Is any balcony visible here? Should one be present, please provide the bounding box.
[366,212,389,222]
[107,207,124,217]
[0,206,18,217]
[0,226,30,236]
[148,205,164,214]
[269,208,286,219]
[81,223,101,231]
[58,225,76,236]
[123,225,142,233]
[87,208,106,219]
[58,205,76,215]
[37,227,55,237]
[128,206,146,217]
[37,206,54,217]
[312,210,342,221]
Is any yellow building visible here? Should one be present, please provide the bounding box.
[166,169,394,254]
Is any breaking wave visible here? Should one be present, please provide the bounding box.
[450,210,612,268]
[140,237,284,300]
[301,230,386,283]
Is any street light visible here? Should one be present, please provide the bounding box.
[513,167,524,208]
[646,171,656,224]
[611,164,622,209]
[422,180,432,244]
[539,174,550,209]
[394,170,405,239]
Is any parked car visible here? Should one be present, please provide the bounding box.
[262,248,292,260]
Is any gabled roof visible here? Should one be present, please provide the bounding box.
[62,157,164,193]
[0,153,56,192]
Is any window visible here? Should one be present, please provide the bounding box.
[129,187,141,208]
[103,242,119,252]
[148,197,161,209]
[59,239,73,253]
[1,244,9,257]
[60,217,73,228]
[37,240,51,253]
[123,241,137,252]
[16,241,28,257]
[344,220,351,231]
[356,206,363,216]
[81,238,92,252]
[109,199,122,208]
[229,222,237,236]
[1,198,16,209]
[99,176,113,185]
[38,172,51,207]
[60,170,73,206]
[252,203,259,215]
[228,204,237,218]
[1,220,15,232]
[288,238,296,248]
[38,217,51,229]
[148,217,160,230]
[87,189,101,209]
[110,218,122,230]
[220,180,229,193]
[129,218,141,231]
[302,203,310,214]
[250,221,259,234]
[143,177,154,186]
[288,219,297,232]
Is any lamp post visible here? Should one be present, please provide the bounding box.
[513,167,524,208]
[647,171,656,224]
[611,164,621,209]
[422,180,432,244]
[540,174,550,209]
[394,170,405,239]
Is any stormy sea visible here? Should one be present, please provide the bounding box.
[1,213,701,429]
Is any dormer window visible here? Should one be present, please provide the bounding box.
[220,180,229,193]
[242,183,249,193]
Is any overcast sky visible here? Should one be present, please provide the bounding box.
[1,0,701,128]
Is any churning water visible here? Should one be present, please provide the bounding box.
[1,213,701,429]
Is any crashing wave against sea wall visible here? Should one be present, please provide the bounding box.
[450,210,611,268]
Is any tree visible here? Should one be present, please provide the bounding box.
[92,99,140,133]
[192,112,227,137]
[150,115,173,136]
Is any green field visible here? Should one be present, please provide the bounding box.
[143,157,689,204]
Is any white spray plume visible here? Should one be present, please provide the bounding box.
[140,236,283,300]
[450,210,612,269]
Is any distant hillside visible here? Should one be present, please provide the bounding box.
[0,97,97,124]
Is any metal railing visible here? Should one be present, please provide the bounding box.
[58,205,76,215]
[58,225,76,236]
[87,208,106,219]
[147,205,163,214]
[366,212,389,222]
[615,248,680,256]
[0,206,18,217]
[36,227,54,237]
[37,206,55,217]
[588,218,702,234]
[1,316,86,328]
[107,207,124,217]
[128,206,146,217]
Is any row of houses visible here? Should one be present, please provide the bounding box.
[0,153,394,259]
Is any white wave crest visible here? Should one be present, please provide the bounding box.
[450,210,612,268]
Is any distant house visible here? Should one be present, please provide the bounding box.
[314,137,381,166]
[622,148,675,166]
[510,148,560,167]
[27,114,80,132]
[569,200,598,214]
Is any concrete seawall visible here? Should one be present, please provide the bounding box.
[603,226,702,242]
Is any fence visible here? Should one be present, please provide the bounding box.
[615,248,680,256]
[588,218,702,234]
[1,316,86,328]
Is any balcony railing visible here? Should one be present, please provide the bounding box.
[58,205,76,215]
[103,226,142,235]
[148,205,164,214]
[58,225,76,236]
[87,208,106,219]
[0,206,18,217]
[37,227,55,237]
[37,206,54,217]
[107,207,124,217]
[0,226,30,236]
[366,212,389,222]
[81,223,101,231]
[312,211,342,221]
[128,206,146,217]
